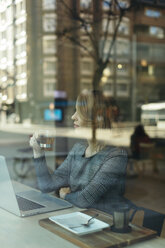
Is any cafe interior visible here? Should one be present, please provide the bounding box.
[0,0,165,247]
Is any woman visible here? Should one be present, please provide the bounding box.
[30,90,128,213]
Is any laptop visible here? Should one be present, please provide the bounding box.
[0,155,72,217]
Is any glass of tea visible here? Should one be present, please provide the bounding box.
[38,130,54,151]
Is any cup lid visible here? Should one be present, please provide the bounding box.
[111,202,130,212]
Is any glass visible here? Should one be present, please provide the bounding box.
[38,130,55,151]
[0,2,165,234]
[111,204,137,233]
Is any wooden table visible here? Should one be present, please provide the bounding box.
[1,207,165,248]
[0,182,165,248]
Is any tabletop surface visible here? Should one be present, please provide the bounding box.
[0,182,165,248]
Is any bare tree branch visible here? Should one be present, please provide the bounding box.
[57,0,102,60]
[100,3,114,59]
[105,8,124,63]
[64,33,96,59]
[59,0,97,55]
[57,0,136,89]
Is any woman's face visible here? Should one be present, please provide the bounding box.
[71,106,85,128]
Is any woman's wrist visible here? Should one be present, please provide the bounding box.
[59,187,71,199]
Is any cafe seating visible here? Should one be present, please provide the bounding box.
[125,199,165,236]
[142,208,165,237]
[135,207,165,236]
[13,147,34,178]
[133,142,158,176]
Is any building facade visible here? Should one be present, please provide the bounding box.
[0,0,165,124]
[0,0,57,124]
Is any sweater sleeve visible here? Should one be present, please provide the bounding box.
[65,149,127,208]
[33,148,74,193]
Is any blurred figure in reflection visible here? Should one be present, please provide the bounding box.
[29,90,128,213]
[105,97,120,127]
[130,124,151,159]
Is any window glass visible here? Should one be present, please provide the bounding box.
[118,0,129,8]
[116,82,129,96]
[102,18,114,33]
[103,81,113,96]
[81,59,93,74]
[80,0,92,9]
[149,26,164,39]
[117,38,130,55]
[6,5,13,24]
[118,18,130,35]
[42,0,56,10]
[0,1,164,213]
[145,9,161,18]
[43,58,57,75]
[43,14,56,32]
[44,79,56,97]
[16,80,27,100]
[43,36,56,54]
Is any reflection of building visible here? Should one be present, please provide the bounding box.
[79,0,165,120]
[57,0,165,121]
[0,0,30,122]
[77,0,132,120]
[0,0,57,124]
[0,0,165,123]
[133,2,165,104]
[80,11,130,86]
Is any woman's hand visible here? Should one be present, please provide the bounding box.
[59,187,71,199]
[29,133,44,158]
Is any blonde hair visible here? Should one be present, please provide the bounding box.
[76,90,113,129]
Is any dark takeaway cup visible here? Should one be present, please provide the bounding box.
[111,203,137,233]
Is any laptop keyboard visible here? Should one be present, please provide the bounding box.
[16,195,45,211]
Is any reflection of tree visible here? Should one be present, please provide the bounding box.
[56,0,137,140]
[56,0,137,91]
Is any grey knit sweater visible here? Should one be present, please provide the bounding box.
[34,143,128,213]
